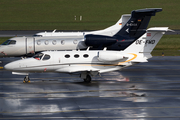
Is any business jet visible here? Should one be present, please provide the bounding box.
[0,8,162,57]
[4,27,170,83]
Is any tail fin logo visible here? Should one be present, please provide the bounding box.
[126,28,129,33]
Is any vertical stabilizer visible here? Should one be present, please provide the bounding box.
[88,14,131,36]
[140,27,169,53]
[84,8,163,50]
[124,27,169,53]
[116,14,131,28]
[114,8,162,39]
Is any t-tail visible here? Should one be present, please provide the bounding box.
[124,27,171,62]
[114,8,162,39]
[84,8,162,50]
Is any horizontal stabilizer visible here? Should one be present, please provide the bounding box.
[147,27,171,32]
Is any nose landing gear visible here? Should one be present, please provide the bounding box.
[23,75,30,83]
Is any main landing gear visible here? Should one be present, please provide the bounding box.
[80,71,98,83]
[83,74,91,83]
[23,75,30,83]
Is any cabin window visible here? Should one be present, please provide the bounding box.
[45,40,49,45]
[1,40,16,45]
[37,40,41,45]
[42,54,51,60]
[61,40,65,45]
[65,54,70,58]
[33,53,44,60]
[74,54,79,58]
[73,40,77,44]
[83,54,89,58]
[52,40,57,45]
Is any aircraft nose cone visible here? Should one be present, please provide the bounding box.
[0,46,5,57]
[4,63,14,70]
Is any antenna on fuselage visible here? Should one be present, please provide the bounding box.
[103,47,107,51]
[52,29,56,33]
[86,47,90,51]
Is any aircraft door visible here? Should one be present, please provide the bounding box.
[26,38,35,56]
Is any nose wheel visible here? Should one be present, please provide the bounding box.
[23,75,30,83]
[84,74,91,83]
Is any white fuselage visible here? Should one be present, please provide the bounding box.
[0,14,131,57]
[4,50,137,74]
[0,36,86,57]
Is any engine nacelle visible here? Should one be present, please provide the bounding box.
[98,51,126,62]
[84,35,117,48]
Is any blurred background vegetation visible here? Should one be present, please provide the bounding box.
[0,0,180,56]
[0,0,180,30]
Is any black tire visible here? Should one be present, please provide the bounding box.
[24,76,30,83]
[84,74,91,83]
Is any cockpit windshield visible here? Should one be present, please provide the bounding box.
[1,40,16,45]
[33,53,44,60]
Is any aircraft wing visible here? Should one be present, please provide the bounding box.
[55,66,99,73]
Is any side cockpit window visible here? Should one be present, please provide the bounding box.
[42,54,51,60]
[1,40,16,45]
[9,40,16,44]
[33,53,44,60]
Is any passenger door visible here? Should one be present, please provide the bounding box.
[26,38,35,56]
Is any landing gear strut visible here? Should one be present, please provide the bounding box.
[23,75,30,83]
[84,74,91,83]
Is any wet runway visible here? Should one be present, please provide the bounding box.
[1,56,180,119]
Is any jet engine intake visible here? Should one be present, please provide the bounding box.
[84,35,117,48]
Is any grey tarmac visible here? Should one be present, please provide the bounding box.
[1,56,180,119]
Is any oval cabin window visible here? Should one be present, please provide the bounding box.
[52,40,57,45]
[45,40,49,45]
[61,40,65,45]
[65,54,70,58]
[37,40,41,45]
[83,54,89,58]
[73,40,78,44]
[74,54,79,58]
